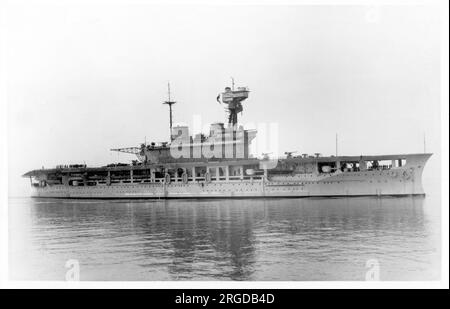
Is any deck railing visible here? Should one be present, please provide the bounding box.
[63,174,265,187]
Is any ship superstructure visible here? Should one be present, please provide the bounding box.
[23,83,432,199]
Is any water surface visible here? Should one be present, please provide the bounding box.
[9,195,440,281]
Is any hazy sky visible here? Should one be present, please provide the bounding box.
[3,3,441,196]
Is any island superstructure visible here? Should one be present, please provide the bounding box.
[23,83,432,199]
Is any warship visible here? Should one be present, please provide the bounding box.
[23,83,432,199]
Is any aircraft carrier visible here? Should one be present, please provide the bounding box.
[23,82,432,199]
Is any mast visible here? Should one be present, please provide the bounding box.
[423,132,426,153]
[163,82,176,141]
[335,133,338,157]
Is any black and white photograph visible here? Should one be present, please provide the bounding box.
[0,0,448,291]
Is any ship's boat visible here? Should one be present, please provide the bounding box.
[23,83,432,199]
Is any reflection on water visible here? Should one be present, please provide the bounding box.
[9,196,440,281]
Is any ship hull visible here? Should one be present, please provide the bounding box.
[30,164,428,199]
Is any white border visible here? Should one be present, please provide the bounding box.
[0,0,448,289]
[0,0,10,288]
[439,0,449,290]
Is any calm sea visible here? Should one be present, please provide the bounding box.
[9,194,441,281]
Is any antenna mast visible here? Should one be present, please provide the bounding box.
[163,82,176,141]
[335,133,338,157]
[423,132,426,153]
